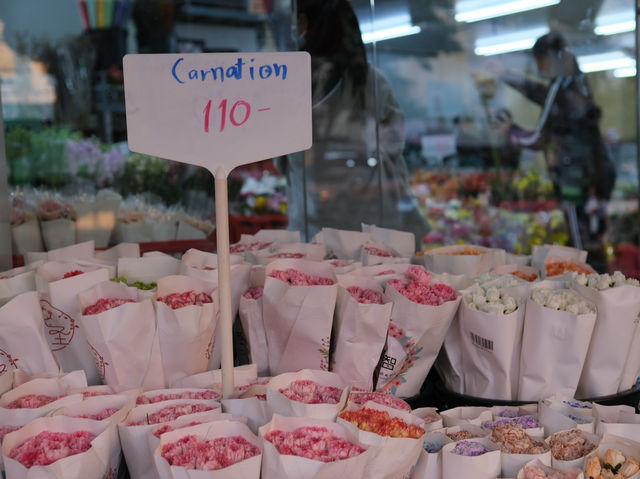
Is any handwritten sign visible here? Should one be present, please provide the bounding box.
[123,52,312,175]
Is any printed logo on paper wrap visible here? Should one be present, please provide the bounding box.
[0,347,20,375]
[377,322,422,396]
[40,299,78,351]
[205,333,215,361]
[89,343,109,381]
[319,336,330,371]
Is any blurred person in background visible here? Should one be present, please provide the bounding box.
[279,0,429,247]
[488,31,616,269]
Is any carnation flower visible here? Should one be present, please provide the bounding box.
[268,269,334,286]
[546,261,592,277]
[264,426,365,462]
[348,392,410,411]
[230,241,272,253]
[451,440,489,456]
[490,424,547,455]
[531,288,595,314]
[547,429,596,461]
[9,430,95,467]
[127,403,215,426]
[157,291,213,309]
[447,430,481,442]
[243,287,263,300]
[573,270,640,289]
[267,253,306,259]
[338,408,424,438]
[63,270,84,279]
[363,246,394,258]
[6,394,63,409]
[161,434,259,471]
[523,464,582,479]
[278,380,343,404]
[0,425,21,442]
[83,298,136,315]
[463,283,518,314]
[136,390,220,405]
[388,266,457,306]
[72,408,119,421]
[346,286,384,305]
[482,416,539,430]
[152,421,202,438]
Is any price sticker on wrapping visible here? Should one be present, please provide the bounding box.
[123,52,312,174]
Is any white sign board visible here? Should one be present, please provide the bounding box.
[123,52,312,176]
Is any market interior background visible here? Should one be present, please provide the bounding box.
[0,0,638,274]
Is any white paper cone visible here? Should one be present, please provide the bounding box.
[117,256,180,284]
[441,438,501,479]
[518,298,596,401]
[51,393,135,425]
[266,370,348,422]
[584,434,640,479]
[12,370,87,390]
[501,449,551,478]
[411,432,452,479]
[593,403,640,442]
[0,291,60,376]
[440,407,493,428]
[545,429,599,471]
[155,276,218,386]
[377,286,461,398]
[575,282,640,398]
[78,281,165,391]
[332,277,392,391]
[40,218,76,251]
[74,194,121,248]
[516,458,585,479]
[0,267,36,307]
[221,385,271,434]
[11,219,43,255]
[260,414,372,479]
[238,294,269,376]
[2,416,114,479]
[95,243,141,262]
[362,224,415,258]
[169,364,258,389]
[263,260,337,375]
[316,228,372,260]
[531,245,588,274]
[414,245,494,276]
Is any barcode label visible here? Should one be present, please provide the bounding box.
[470,332,493,352]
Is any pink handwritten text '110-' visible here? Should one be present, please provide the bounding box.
[203,99,271,133]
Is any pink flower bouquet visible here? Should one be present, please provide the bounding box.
[154,420,262,478]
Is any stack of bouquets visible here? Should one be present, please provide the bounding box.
[10,195,43,255]
[262,259,337,375]
[378,265,460,397]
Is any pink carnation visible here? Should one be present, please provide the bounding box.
[9,430,95,467]
[268,253,306,259]
[364,246,394,257]
[269,269,334,286]
[63,270,84,279]
[136,390,220,405]
[376,269,397,276]
[278,380,343,404]
[243,287,264,300]
[346,286,384,304]
[128,403,215,426]
[264,426,365,462]
[6,394,63,409]
[388,266,457,306]
[72,407,119,421]
[83,298,136,315]
[349,392,410,411]
[157,291,213,309]
[329,260,349,267]
[161,435,259,470]
[230,241,272,253]
[153,421,203,438]
[82,391,111,398]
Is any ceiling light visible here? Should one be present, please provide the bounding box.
[614,66,636,77]
[455,0,560,23]
[475,27,549,56]
[577,51,635,73]
[361,24,421,43]
[594,12,635,36]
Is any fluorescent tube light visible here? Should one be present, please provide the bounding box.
[455,0,560,23]
[577,51,635,73]
[361,24,421,43]
[474,27,549,56]
[594,12,635,36]
[614,66,636,77]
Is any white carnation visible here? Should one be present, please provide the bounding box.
[532,288,595,314]
[546,294,564,310]
[574,273,588,286]
[503,296,517,314]
[628,278,640,286]
[586,275,599,289]
[481,302,505,315]
[485,286,500,303]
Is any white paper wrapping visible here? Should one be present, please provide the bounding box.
[260,414,372,479]
[333,276,392,391]
[25,241,95,266]
[441,437,501,479]
[0,291,60,376]
[153,419,261,479]
[238,294,269,376]
[531,245,588,275]
[545,429,600,471]
[2,416,116,479]
[516,458,584,479]
[411,432,452,479]
[40,218,76,251]
[518,297,596,401]
[155,276,218,386]
[262,259,337,375]
[221,384,271,434]
[78,280,165,391]
[360,242,409,267]
[266,370,348,422]
[314,228,372,260]
[583,433,640,479]
[362,224,416,258]
[575,282,640,398]
[593,404,640,442]
[169,364,258,389]
[414,245,494,276]
[119,398,221,479]
[0,266,36,307]
[377,285,461,398]
[37,262,110,385]
[11,219,43,255]
[440,407,493,428]
[619,315,640,392]
[538,402,595,437]
[117,256,181,284]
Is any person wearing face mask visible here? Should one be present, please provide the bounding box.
[488,32,616,267]
[278,0,429,248]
